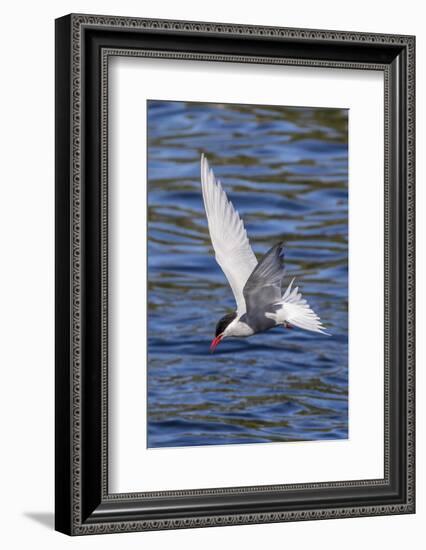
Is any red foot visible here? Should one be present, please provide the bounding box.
[284,322,293,329]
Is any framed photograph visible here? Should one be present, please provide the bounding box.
[55,13,415,535]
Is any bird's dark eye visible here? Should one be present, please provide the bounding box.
[215,312,237,337]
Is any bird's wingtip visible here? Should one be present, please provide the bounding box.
[274,240,286,254]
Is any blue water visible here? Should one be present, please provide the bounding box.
[147,100,348,448]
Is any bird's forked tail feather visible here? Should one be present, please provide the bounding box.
[264,278,330,335]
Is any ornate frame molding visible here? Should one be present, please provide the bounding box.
[55,13,415,536]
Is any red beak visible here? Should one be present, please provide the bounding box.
[210,335,223,352]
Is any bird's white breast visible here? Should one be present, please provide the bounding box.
[224,318,254,338]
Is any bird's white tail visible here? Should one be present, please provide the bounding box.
[265,278,330,335]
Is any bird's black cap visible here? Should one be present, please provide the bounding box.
[215,311,237,337]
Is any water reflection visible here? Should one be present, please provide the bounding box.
[147,100,348,448]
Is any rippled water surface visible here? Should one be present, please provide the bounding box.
[147,100,348,448]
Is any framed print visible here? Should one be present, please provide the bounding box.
[55,14,415,535]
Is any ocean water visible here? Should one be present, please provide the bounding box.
[147,100,348,448]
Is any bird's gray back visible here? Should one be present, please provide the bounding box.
[242,242,286,333]
[240,306,277,333]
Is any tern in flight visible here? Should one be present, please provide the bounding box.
[200,154,329,352]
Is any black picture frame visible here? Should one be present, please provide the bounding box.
[55,13,415,535]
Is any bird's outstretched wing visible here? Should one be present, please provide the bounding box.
[200,154,257,316]
[243,242,285,316]
[245,243,329,334]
